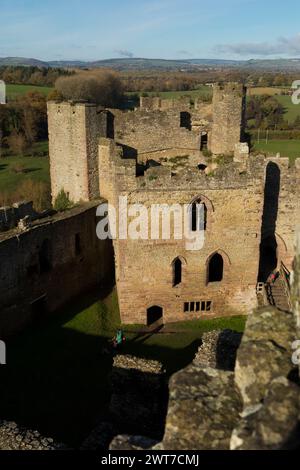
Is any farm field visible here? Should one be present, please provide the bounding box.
[253,139,300,163]
[275,95,300,122]
[6,84,53,100]
[127,85,212,101]
[0,153,50,194]
[247,86,289,96]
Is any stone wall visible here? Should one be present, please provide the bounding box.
[99,139,266,324]
[110,232,300,450]
[211,83,246,155]
[0,202,114,337]
[0,202,37,232]
[111,108,201,157]
[47,101,107,203]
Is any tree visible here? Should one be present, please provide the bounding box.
[54,189,73,212]
[55,71,124,107]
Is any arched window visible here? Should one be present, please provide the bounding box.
[190,201,207,232]
[172,258,182,287]
[208,253,224,283]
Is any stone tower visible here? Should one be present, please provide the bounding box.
[47,101,107,204]
[210,83,246,155]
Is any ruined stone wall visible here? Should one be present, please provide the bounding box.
[0,202,114,337]
[47,102,107,203]
[211,83,246,155]
[0,202,37,232]
[99,140,265,324]
[111,108,201,156]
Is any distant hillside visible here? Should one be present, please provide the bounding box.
[2,56,300,71]
[0,57,49,67]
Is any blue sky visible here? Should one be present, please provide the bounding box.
[1,0,300,60]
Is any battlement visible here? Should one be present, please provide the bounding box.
[98,137,270,196]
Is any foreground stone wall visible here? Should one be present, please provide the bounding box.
[0,202,114,337]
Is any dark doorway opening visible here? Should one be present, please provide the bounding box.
[258,236,278,282]
[39,239,52,273]
[31,295,47,323]
[147,306,163,327]
[200,133,208,150]
[173,258,182,287]
[180,112,191,130]
[208,253,224,283]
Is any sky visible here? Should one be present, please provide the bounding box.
[1,0,300,61]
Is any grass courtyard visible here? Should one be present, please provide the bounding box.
[0,287,246,447]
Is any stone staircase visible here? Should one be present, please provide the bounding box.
[267,275,291,312]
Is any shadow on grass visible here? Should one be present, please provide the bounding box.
[0,287,201,447]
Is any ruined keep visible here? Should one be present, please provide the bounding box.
[1,82,299,335]
[45,82,300,326]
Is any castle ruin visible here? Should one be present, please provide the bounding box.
[0,83,299,335]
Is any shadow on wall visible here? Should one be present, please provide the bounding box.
[258,161,281,282]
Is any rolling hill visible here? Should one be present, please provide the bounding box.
[1,56,300,71]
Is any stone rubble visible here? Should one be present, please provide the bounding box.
[0,420,66,450]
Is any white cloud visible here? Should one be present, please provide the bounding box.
[214,33,300,56]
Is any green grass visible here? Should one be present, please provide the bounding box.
[0,152,50,194]
[127,85,212,101]
[0,286,246,446]
[6,84,53,100]
[253,139,300,163]
[275,95,300,123]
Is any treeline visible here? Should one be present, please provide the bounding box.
[0,66,73,87]
[120,69,299,92]
[0,92,47,155]
[246,94,300,131]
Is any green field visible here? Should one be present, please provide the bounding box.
[253,139,300,163]
[0,151,50,194]
[0,286,246,446]
[275,95,300,123]
[6,84,53,100]
[128,85,212,101]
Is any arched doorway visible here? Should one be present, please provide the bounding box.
[208,253,224,283]
[147,306,163,327]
